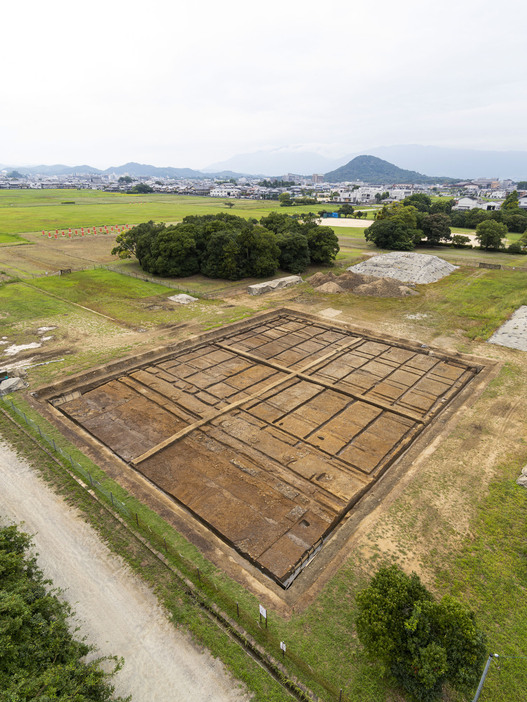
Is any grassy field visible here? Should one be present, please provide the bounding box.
[2,191,527,700]
[0,189,328,240]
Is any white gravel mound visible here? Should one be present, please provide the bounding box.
[349,252,458,284]
[488,305,527,352]
[168,293,198,304]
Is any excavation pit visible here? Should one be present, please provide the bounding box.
[42,310,482,588]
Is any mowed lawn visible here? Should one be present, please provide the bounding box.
[0,189,327,239]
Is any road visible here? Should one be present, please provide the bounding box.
[0,439,249,702]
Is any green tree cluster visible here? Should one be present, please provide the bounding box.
[365,202,426,250]
[450,203,527,235]
[130,183,154,194]
[365,192,527,250]
[112,212,339,279]
[0,524,127,702]
[475,219,508,250]
[356,565,486,701]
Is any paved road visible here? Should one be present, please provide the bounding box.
[0,439,249,702]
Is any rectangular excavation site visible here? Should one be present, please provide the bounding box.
[46,310,481,587]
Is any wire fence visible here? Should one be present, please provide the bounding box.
[0,394,354,702]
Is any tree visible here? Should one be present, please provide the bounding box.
[403,194,432,212]
[277,231,310,273]
[305,225,339,264]
[421,213,451,245]
[201,229,240,279]
[516,181,527,190]
[279,192,294,207]
[224,201,235,208]
[356,565,486,702]
[130,182,153,194]
[237,225,280,277]
[338,204,355,217]
[0,525,128,702]
[374,191,389,203]
[475,219,508,250]
[139,224,200,277]
[118,175,133,184]
[430,198,455,215]
[501,190,519,210]
[452,234,471,247]
[111,220,163,259]
[365,219,416,250]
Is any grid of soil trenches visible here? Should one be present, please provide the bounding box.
[50,311,480,587]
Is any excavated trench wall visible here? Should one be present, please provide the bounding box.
[37,309,483,588]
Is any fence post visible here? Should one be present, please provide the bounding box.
[110,492,114,506]
[22,412,28,424]
[52,439,57,451]
[135,512,139,526]
[236,602,239,618]
[163,537,167,552]
[339,690,342,702]
[37,425,42,438]
[197,568,201,583]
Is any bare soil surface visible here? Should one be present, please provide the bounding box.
[307,270,417,298]
[0,440,249,702]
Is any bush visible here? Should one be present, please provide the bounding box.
[507,242,527,255]
[0,525,127,701]
[356,565,486,701]
[451,234,472,248]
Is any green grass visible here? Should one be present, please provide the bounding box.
[303,265,527,342]
[0,189,329,237]
[12,270,230,329]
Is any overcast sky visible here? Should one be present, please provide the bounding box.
[2,0,526,169]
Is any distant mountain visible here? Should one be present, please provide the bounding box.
[204,148,339,176]
[101,162,205,178]
[2,164,101,176]
[324,155,453,184]
[359,145,527,181]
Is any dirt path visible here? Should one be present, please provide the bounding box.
[0,440,249,702]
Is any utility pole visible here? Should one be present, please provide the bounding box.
[472,653,499,702]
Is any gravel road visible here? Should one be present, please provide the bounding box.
[0,439,250,702]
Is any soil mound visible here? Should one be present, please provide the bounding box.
[315,281,345,294]
[349,252,457,284]
[308,270,418,298]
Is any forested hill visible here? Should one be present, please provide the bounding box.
[324,155,453,184]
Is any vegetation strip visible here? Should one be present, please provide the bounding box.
[20,280,136,330]
[0,403,320,702]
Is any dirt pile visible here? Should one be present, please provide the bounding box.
[350,252,457,284]
[308,271,418,298]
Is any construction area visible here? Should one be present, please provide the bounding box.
[38,309,483,588]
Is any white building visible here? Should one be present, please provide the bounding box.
[210,186,241,198]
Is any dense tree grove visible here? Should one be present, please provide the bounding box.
[0,524,127,702]
[356,565,486,702]
[112,212,339,279]
[365,194,527,251]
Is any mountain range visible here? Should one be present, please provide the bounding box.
[204,145,527,181]
[3,145,527,181]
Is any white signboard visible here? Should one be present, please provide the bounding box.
[259,604,267,618]
[280,641,286,652]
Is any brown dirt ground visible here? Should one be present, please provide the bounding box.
[308,271,418,298]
